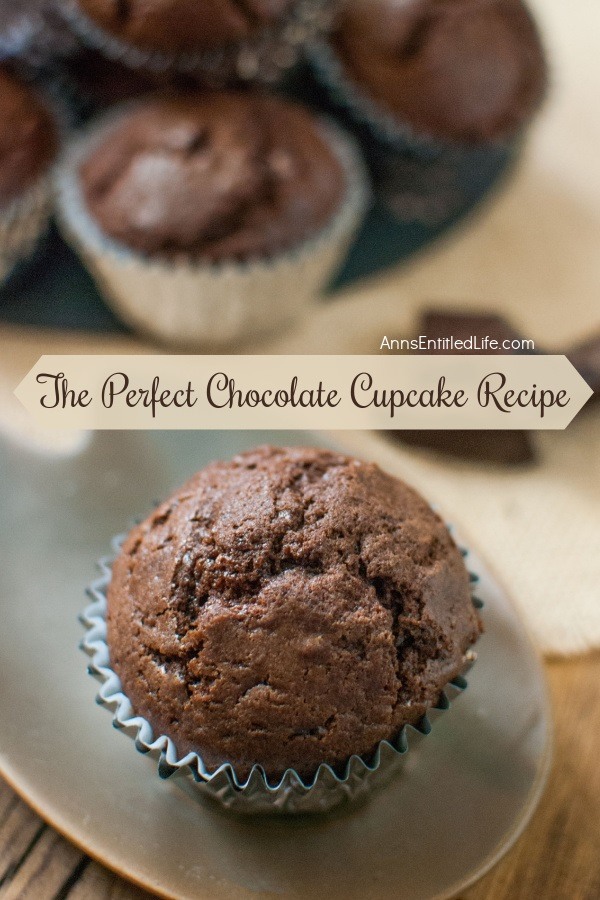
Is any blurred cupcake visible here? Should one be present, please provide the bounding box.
[59,0,335,83]
[0,66,58,283]
[311,0,548,224]
[55,90,368,348]
[83,446,482,813]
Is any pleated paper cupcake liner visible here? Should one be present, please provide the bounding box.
[81,533,481,815]
[308,41,526,226]
[0,173,53,285]
[59,0,335,84]
[54,104,370,349]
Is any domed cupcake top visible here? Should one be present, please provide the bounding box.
[107,446,482,780]
[73,0,297,54]
[333,0,548,143]
[80,92,346,260]
[0,66,57,207]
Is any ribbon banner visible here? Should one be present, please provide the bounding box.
[14,355,592,431]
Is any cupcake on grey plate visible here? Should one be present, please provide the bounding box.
[55,90,368,348]
[59,0,335,83]
[311,0,548,224]
[0,65,58,283]
[83,446,482,814]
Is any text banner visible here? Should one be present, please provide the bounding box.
[14,355,593,430]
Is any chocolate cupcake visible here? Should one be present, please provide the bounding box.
[83,446,482,813]
[55,91,368,348]
[311,0,548,223]
[0,66,58,283]
[60,0,335,83]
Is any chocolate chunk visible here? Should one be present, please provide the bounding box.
[390,309,536,465]
[566,330,600,400]
[419,309,526,353]
[74,0,296,54]
[397,430,536,465]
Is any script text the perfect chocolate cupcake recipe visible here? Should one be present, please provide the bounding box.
[18,355,591,432]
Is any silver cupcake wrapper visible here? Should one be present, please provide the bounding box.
[0,172,53,284]
[81,532,480,815]
[308,41,522,226]
[59,0,335,83]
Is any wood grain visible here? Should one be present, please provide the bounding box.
[1,656,599,900]
[464,654,600,900]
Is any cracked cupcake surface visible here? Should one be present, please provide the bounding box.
[73,0,299,54]
[107,447,482,781]
[79,92,346,260]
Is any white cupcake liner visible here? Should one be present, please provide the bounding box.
[54,103,370,349]
[59,0,335,83]
[0,172,53,284]
[81,533,480,815]
[308,41,525,225]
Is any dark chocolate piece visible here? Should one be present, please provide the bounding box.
[419,309,525,353]
[391,309,536,465]
[398,430,535,465]
[566,330,600,400]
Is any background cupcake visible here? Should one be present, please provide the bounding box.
[0,65,58,284]
[55,90,368,348]
[60,0,336,83]
[85,446,482,812]
[311,0,548,224]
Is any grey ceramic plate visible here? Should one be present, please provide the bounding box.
[0,430,551,900]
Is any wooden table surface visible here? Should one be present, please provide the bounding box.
[0,654,598,900]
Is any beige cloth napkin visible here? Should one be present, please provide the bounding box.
[1,0,599,655]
